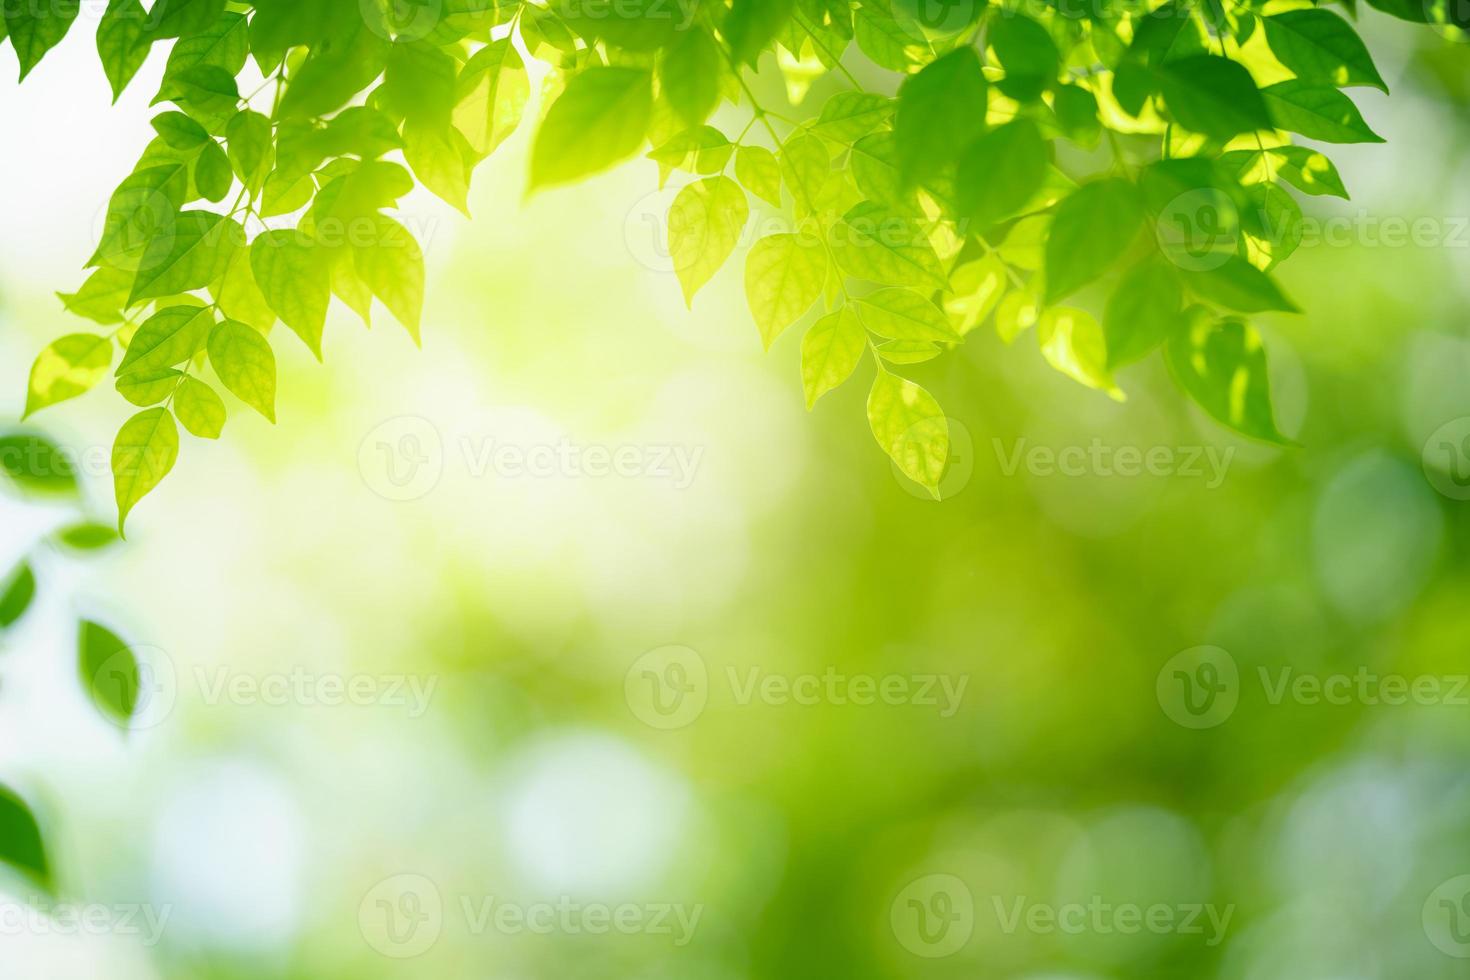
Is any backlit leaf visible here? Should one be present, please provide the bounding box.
[113,407,180,532]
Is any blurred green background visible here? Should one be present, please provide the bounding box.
[4,13,1470,980]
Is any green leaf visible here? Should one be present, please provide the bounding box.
[1219,145,1349,198]
[160,10,249,97]
[212,244,276,331]
[207,320,277,423]
[745,232,829,349]
[553,0,680,50]
[354,215,426,341]
[831,203,946,289]
[153,111,210,150]
[726,0,795,67]
[148,0,226,40]
[735,146,783,208]
[669,176,749,307]
[404,119,474,213]
[161,64,240,130]
[117,369,183,407]
[4,0,80,80]
[956,119,1048,227]
[660,28,723,127]
[1262,9,1386,92]
[1240,182,1304,270]
[226,110,274,194]
[812,91,894,142]
[251,229,330,357]
[91,166,189,273]
[0,785,49,890]
[1038,307,1118,394]
[894,48,988,184]
[876,340,941,364]
[850,132,914,212]
[1104,258,1182,369]
[867,371,948,496]
[1166,314,1291,444]
[453,38,529,157]
[116,305,214,376]
[856,288,961,342]
[383,39,459,127]
[988,13,1058,101]
[1262,80,1384,143]
[649,127,733,186]
[58,268,135,325]
[1159,55,1272,141]
[1044,178,1144,302]
[174,377,226,439]
[801,306,866,409]
[78,620,140,724]
[53,522,121,551]
[1183,255,1299,313]
[0,434,78,495]
[194,140,234,202]
[530,67,653,191]
[113,407,180,533]
[854,4,932,72]
[278,15,391,120]
[944,254,1008,336]
[127,212,243,306]
[0,563,36,628]
[24,335,114,418]
[97,0,154,100]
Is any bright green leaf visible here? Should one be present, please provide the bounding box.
[112,407,180,533]
[801,306,866,408]
[867,371,948,496]
[24,335,113,418]
[207,320,277,423]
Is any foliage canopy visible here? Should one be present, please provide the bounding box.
[5,0,1462,518]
